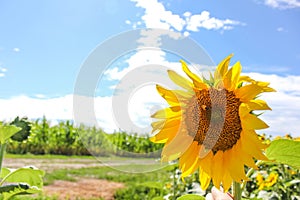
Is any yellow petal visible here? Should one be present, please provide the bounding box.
[239,103,250,118]
[226,146,248,182]
[211,151,224,189]
[180,60,208,89]
[199,150,213,175]
[156,85,179,105]
[199,167,211,190]
[151,118,180,132]
[230,61,242,89]
[151,106,181,119]
[245,99,271,111]
[223,61,242,90]
[156,85,193,105]
[235,84,275,102]
[167,70,193,91]
[238,76,275,90]
[241,113,269,130]
[214,54,233,79]
[161,133,193,162]
[223,67,233,89]
[222,170,233,192]
[238,75,255,84]
[180,141,201,177]
[234,138,258,169]
[150,124,179,143]
[241,131,268,161]
[244,130,268,149]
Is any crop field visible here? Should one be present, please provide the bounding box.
[0,118,298,200]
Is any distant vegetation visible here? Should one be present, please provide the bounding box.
[6,117,163,157]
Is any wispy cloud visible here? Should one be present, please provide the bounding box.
[244,64,291,74]
[276,27,288,33]
[184,11,244,32]
[131,0,186,31]
[13,47,20,52]
[258,0,300,9]
[130,0,244,33]
[0,66,7,78]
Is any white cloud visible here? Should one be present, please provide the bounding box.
[104,49,167,81]
[104,29,183,82]
[276,27,288,32]
[260,0,300,9]
[132,0,186,31]
[0,67,7,73]
[0,95,73,122]
[277,27,284,32]
[13,48,20,52]
[125,20,131,25]
[0,92,163,133]
[0,72,299,137]
[130,0,244,33]
[185,11,243,32]
[34,94,47,99]
[0,67,7,77]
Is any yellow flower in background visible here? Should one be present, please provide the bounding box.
[256,172,278,190]
[294,137,300,142]
[256,173,265,190]
[284,134,293,140]
[151,54,275,191]
[274,136,282,140]
[275,134,300,141]
[264,172,278,187]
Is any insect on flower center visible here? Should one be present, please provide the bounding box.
[185,88,242,153]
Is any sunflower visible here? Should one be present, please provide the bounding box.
[151,54,275,191]
[256,172,278,190]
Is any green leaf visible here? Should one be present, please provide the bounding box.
[152,197,164,200]
[0,166,45,188]
[0,183,40,200]
[284,179,300,188]
[177,194,205,200]
[138,181,163,189]
[266,139,300,169]
[0,125,21,144]
[0,168,11,178]
[10,117,31,142]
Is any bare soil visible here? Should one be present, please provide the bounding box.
[43,178,124,200]
[3,157,110,172]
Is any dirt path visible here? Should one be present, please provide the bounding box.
[43,178,125,200]
[3,157,108,172]
[3,157,157,172]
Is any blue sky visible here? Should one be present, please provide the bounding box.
[0,0,300,136]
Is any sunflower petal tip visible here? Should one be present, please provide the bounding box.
[179,59,186,65]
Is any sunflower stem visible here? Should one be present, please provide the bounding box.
[233,181,242,200]
[0,143,6,177]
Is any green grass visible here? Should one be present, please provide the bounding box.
[43,164,175,185]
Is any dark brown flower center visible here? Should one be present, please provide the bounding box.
[185,88,242,153]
